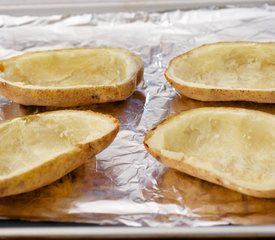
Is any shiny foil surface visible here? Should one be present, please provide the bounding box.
[1,4,275,227]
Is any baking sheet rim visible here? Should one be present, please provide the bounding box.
[1,0,275,16]
[1,225,275,238]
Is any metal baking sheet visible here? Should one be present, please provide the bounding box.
[1,1,275,238]
[2,225,275,239]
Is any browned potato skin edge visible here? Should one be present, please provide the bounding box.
[0,48,144,107]
[0,110,119,197]
[165,42,275,103]
[144,107,275,198]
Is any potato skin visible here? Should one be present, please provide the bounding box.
[144,107,275,198]
[0,79,137,107]
[0,110,119,197]
[164,77,275,103]
[165,42,275,103]
[0,48,144,107]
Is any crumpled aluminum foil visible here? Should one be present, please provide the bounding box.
[1,4,275,227]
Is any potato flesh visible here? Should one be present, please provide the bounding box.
[147,109,275,190]
[0,112,114,177]
[171,43,275,89]
[3,49,130,87]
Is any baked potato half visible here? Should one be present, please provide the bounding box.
[165,42,275,103]
[0,48,143,107]
[0,110,118,197]
[144,107,275,198]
